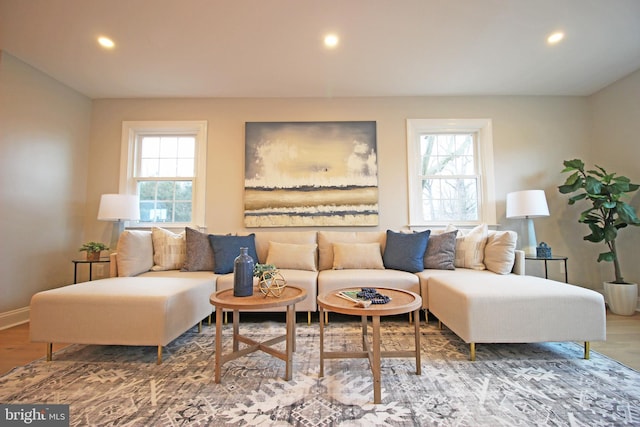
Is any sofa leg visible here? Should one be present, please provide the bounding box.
[198,320,202,333]
[584,341,590,360]
[470,343,476,361]
[324,311,328,324]
[208,313,212,326]
[424,309,429,323]
[157,346,163,365]
[46,343,52,362]
[408,311,413,325]
[308,311,311,325]
[438,320,442,330]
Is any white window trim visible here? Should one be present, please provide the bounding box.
[406,118,496,227]
[119,120,208,228]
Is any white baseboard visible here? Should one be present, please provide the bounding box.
[0,307,29,330]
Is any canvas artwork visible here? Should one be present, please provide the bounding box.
[244,121,378,227]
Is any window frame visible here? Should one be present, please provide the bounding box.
[119,120,207,228]
[406,118,496,227]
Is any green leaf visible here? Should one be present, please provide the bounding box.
[603,224,618,242]
[585,176,602,195]
[597,252,616,263]
[562,159,584,171]
[617,202,640,224]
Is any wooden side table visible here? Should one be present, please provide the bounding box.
[525,256,568,283]
[209,286,307,383]
[72,258,110,283]
[317,287,422,404]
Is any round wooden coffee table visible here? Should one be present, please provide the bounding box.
[210,286,307,383]
[317,287,422,404]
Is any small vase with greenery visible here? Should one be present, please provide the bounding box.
[254,263,277,281]
[79,242,109,261]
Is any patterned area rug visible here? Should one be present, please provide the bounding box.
[1,316,639,426]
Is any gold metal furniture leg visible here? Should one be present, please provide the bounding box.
[470,343,476,361]
[438,320,442,330]
[308,311,311,325]
[224,311,228,324]
[198,320,202,333]
[408,311,413,324]
[208,313,212,326]
[424,309,429,323]
[157,346,163,365]
[46,343,52,362]
[584,341,590,360]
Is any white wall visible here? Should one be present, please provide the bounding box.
[87,96,592,285]
[0,52,92,325]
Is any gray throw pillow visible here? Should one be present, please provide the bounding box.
[181,227,215,272]
[423,230,457,270]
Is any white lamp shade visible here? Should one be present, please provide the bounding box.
[506,190,549,219]
[97,194,140,221]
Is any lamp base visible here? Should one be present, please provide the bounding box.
[109,221,125,252]
[523,217,538,257]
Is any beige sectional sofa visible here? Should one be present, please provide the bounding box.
[30,224,606,363]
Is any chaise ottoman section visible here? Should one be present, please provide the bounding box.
[30,275,215,364]
[427,272,606,360]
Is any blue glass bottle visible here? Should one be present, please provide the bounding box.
[233,247,254,297]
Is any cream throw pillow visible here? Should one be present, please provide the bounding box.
[151,227,186,271]
[447,223,488,270]
[332,242,385,270]
[266,241,318,271]
[484,230,517,274]
[116,230,154,277]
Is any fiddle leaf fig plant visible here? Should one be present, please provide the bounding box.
[558,159,640,284]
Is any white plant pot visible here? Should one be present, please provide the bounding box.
[604,281,638,316]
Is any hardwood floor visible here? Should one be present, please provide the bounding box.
[1,310,638,376]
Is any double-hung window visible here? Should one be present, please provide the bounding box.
[406,119,496,227]
[120,121,207,227]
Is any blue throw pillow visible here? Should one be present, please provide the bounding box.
[383,230,431,273]
[208,234,258,274]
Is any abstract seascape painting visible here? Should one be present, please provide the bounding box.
[244,121,378,227]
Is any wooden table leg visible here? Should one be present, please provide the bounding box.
[285,303,294,380]
[232,310,239,352]
[413,308,421,375]
[319,306,325,377]
[372,315,381,404]
[361,315,367,350]
[215,308,222,383]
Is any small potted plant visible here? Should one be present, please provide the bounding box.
[254,263,277,281]
[558,159,640,315]
[79,242,109,261]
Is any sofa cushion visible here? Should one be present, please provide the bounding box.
[383,229,430,273]
[116,230,154,277]
[484,230,517,274]
[317,231,386,271]
[151,227,186,271]
[448,223,488,270]
[424,230,457,270]
[208,234,258,274]
[181,227,215,272]
[266,241,318,271]
[332,242,384,270]
[254,231,317,264]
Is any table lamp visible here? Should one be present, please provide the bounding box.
[506,190,549,256]
[98,194,140,250]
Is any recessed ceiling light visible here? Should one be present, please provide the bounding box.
[547,32,564,45]
[98,36,115,49]
[324,34,339,48]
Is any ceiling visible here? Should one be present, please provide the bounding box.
[1,0,639,99]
